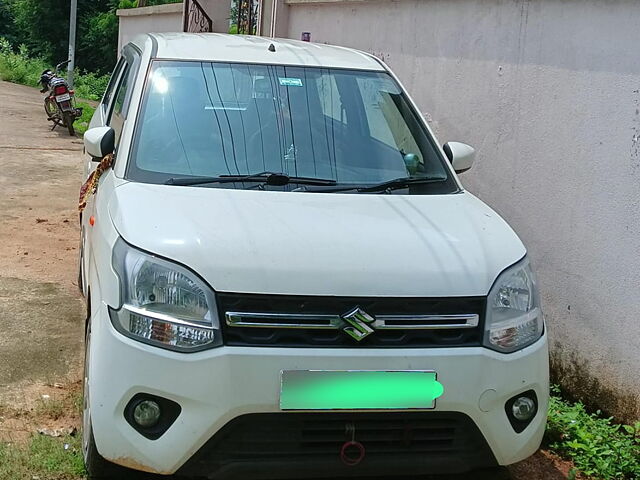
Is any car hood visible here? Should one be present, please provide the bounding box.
[108,184,526,297]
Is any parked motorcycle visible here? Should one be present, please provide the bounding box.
[40,60,82,136]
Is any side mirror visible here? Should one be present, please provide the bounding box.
[84,126,115,161]
[443,142,475,173]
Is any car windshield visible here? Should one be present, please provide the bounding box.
[127,60,458,194]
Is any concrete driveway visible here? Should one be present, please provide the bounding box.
[0,80,84,402]
[0,80,574,480]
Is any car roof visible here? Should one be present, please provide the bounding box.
[129,33,385,71]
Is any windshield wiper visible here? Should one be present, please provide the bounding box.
[299,176,447,193]
[165,171,337,187]
[357,176,447,192]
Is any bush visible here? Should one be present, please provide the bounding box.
[74,71,110,101]
[117,0,182,7]
[77,10,118,76]
[0,37,109,102]
[546,386,640,479]
[74,101,96,136]
[0,37,49,86]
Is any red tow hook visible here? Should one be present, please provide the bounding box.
[340,423,365,466]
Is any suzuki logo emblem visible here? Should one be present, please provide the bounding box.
[341,307,375,341]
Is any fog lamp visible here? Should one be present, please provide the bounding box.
[124,393,181,440]
[505,389,538,433]
[512,396,536,421]
[133,400,161,428]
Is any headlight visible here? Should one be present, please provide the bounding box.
[109,238,222,352]
[483,257,543,353]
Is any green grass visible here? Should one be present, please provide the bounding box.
[0,390,85,480]
[0,434,85,480]
[34,396,67,421]
[546,386,640,479]
[75,102,96,136]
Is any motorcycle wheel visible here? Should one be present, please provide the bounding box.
[63,112,75,136]
[44,97,57,119]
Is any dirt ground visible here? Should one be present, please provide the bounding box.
[0,80,580,479]
[0,80,85,448]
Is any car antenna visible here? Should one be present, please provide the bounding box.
[268,43,276,52]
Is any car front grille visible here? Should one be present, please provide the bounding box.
[177,412,497,479]
[217,293,485,348]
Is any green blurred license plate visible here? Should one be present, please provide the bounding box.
[280,370,443,410]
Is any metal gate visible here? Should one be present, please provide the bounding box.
[236,0,259,35]
[184,0,213,33]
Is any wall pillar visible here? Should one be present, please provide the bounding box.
[258,0,290,37]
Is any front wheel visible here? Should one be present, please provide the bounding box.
[63,111,75,136]
[77,228,84,296]
[44,97,57,119]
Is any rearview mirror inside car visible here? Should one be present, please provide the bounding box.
[84,126,115,161]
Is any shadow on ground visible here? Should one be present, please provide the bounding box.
[105,452,577,480]
[112,467,513,480]
[0,277,83,386]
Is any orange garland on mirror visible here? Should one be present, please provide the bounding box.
[78,154,113,213]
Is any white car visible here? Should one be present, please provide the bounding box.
[79,33,549,479]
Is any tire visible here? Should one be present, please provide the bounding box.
[82,324,140,479]
[44,97,57,118]
[83,426,128,479]
[63,111,75,136]
[77,228,84,296]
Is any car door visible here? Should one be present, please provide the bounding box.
[80,47,139,296]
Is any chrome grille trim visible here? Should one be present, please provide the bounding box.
[225,312,479,330]
[373,314,479,330]
[225,312,340,329]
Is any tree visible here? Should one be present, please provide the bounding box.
[0,1,16,42]
[77,8,118,75]
[5,0,116,73]
[1,0,182,74]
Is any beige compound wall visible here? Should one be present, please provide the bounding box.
[116,3,183,53]
[280,0,640,421]
[117,1,231,53]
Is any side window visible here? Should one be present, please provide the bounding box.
[108,62,132,144]
[102,58,126,113]
[113,68,130,117]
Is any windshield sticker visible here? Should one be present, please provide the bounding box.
[279,77,303,87]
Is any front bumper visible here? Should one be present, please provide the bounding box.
[89,304,549,476]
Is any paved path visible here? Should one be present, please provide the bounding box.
[0,80,84,401]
